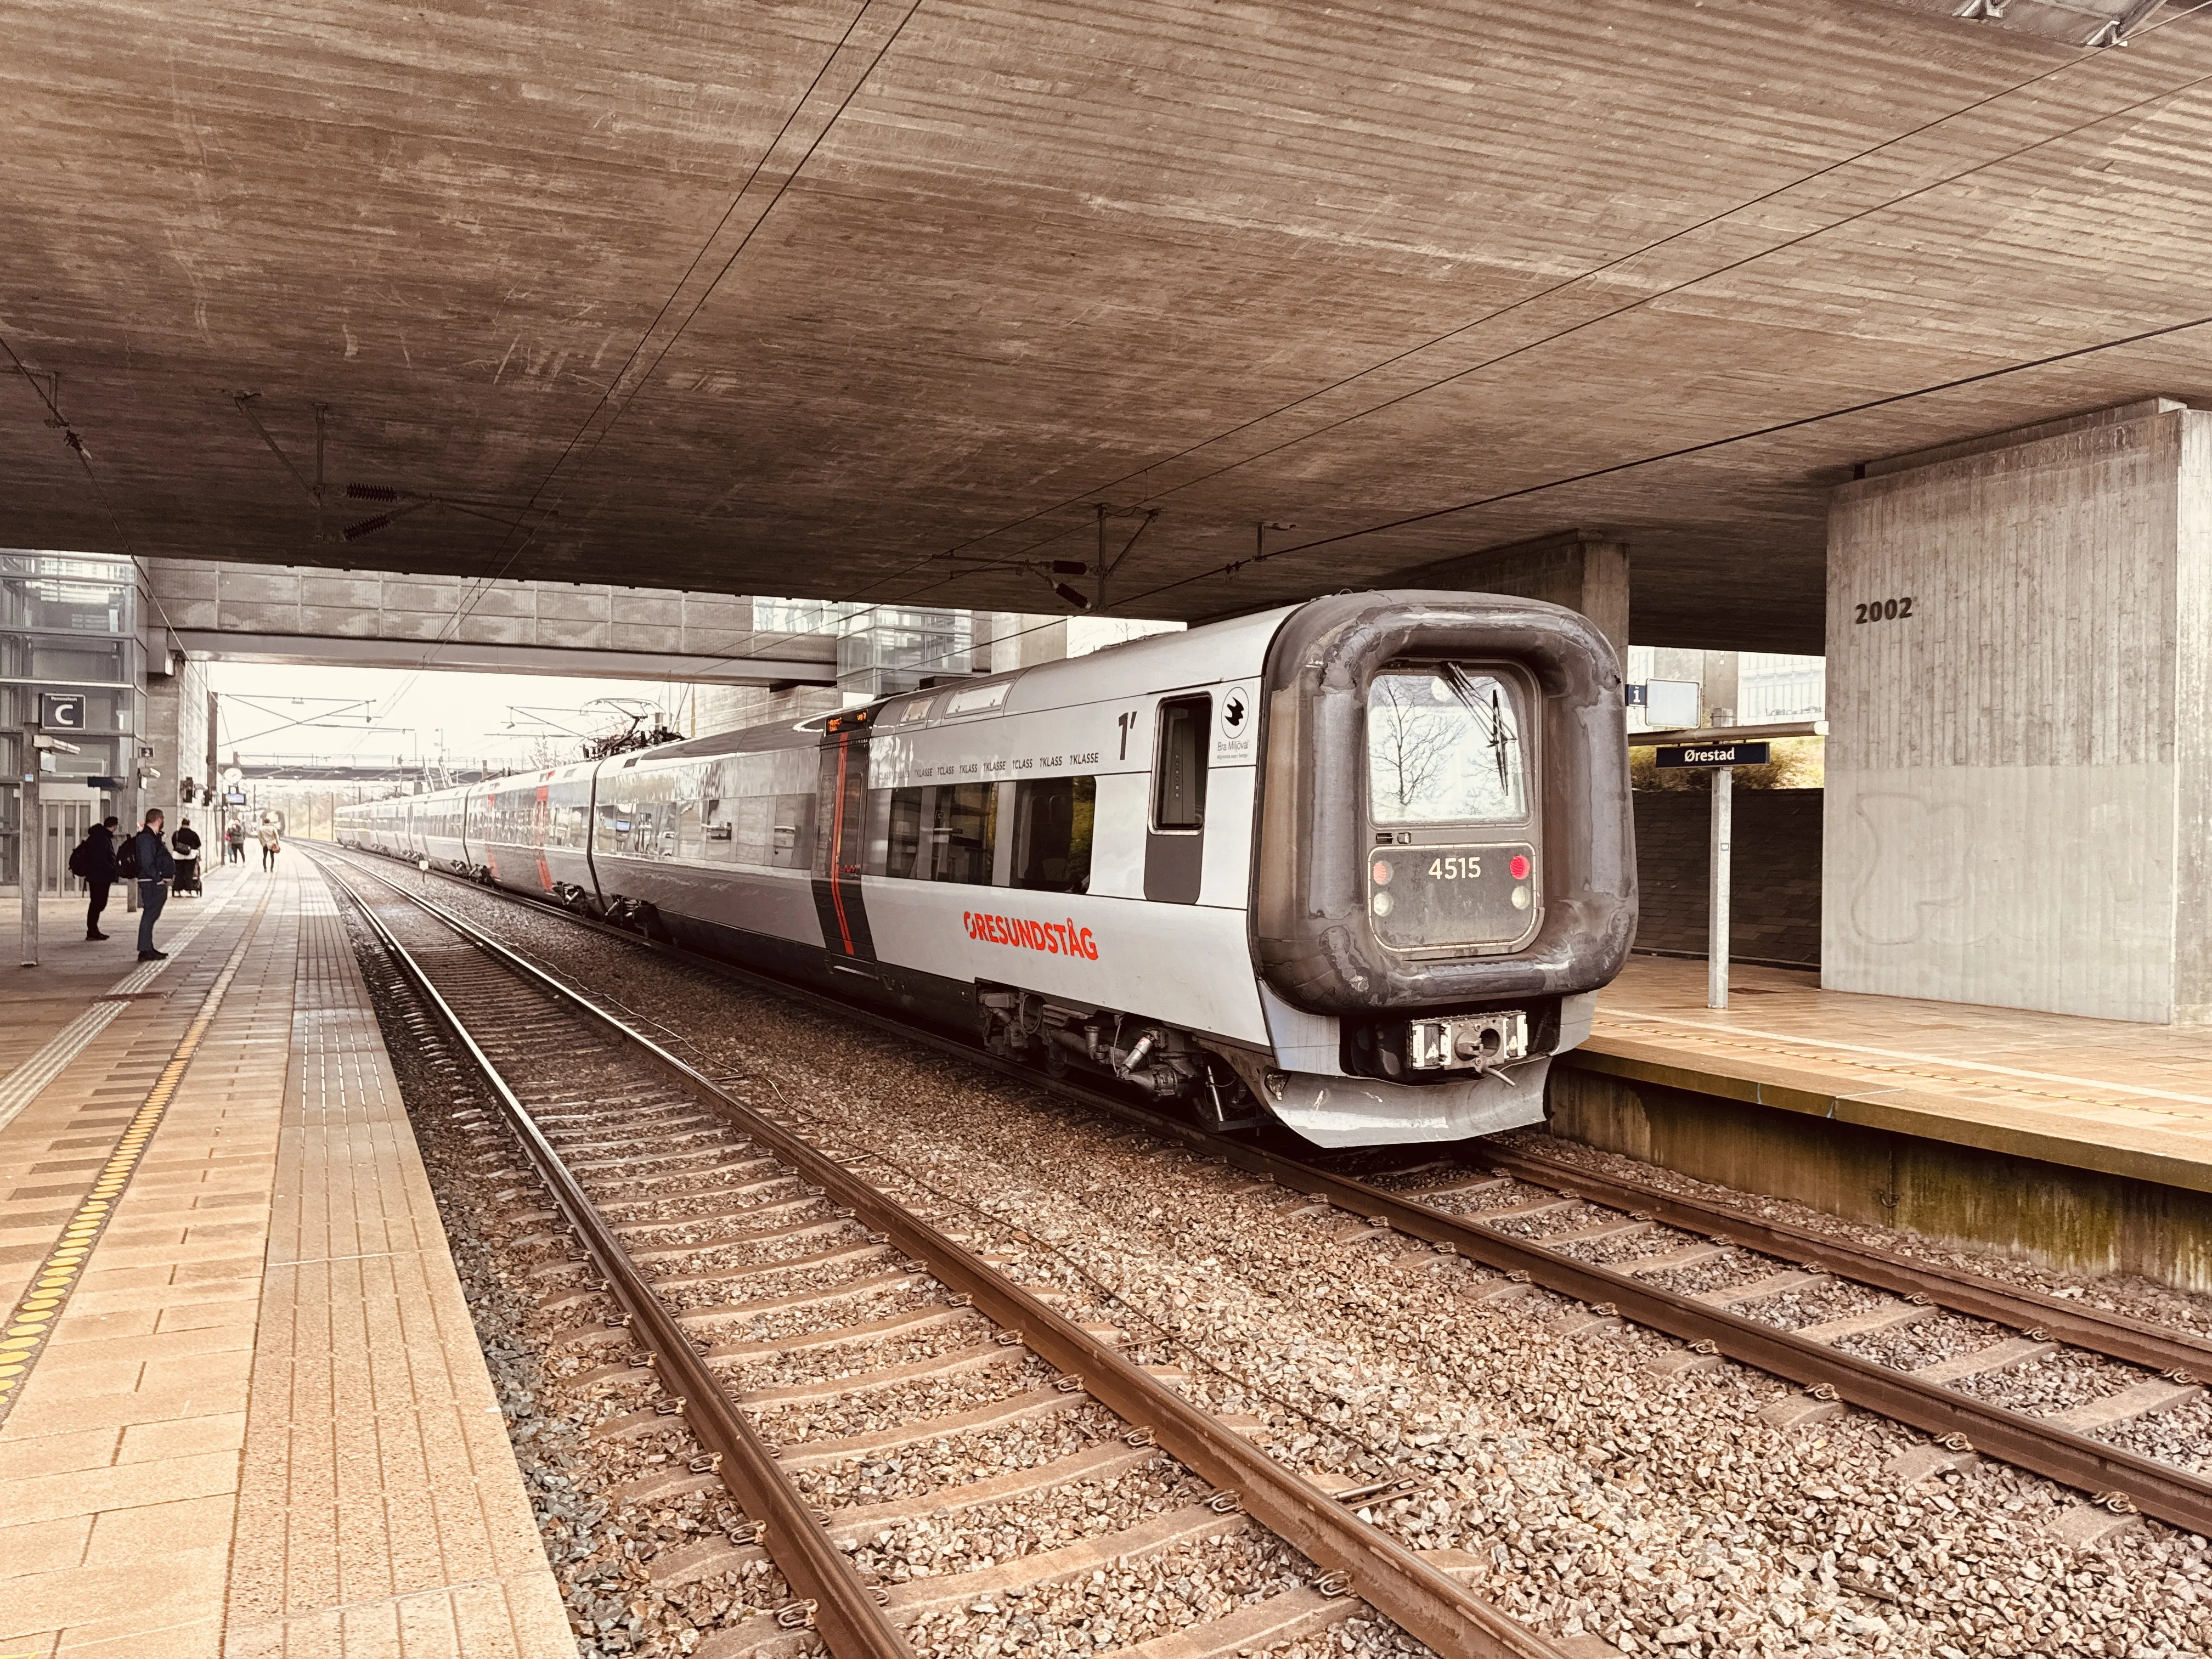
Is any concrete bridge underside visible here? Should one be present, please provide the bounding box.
[9,0,2212,653]
[146,561,836,685]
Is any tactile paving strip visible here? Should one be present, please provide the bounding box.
[0,884,273,1423]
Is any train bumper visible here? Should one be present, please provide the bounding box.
[1261,1057,1550,1148]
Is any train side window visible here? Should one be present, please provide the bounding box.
[881,787,926,878]
[874,783,996,884]
[1012,776,1094,893]
[1152,695,1210,830]
[929,782,996,885]
[771,792,814,868]
[703,797,734,857]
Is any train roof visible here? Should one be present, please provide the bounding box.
[608,602,1301,770]
[355,599,1313,795]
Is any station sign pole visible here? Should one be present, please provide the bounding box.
[1654,739,1770,1011]
[1708,765,1731,1009]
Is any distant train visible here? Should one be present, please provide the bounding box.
[337,592,1635,1147]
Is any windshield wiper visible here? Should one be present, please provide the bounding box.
[1439,662,1515,795]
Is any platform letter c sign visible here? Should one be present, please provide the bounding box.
[40,693,87,731]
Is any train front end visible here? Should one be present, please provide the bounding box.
[1244,591,1635,1146]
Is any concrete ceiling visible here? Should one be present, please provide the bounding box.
[7,0,2211,655]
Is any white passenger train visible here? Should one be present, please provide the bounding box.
[337,592,1636,1147]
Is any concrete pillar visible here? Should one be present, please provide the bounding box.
[1381,529,1630,664]
[140,652,211,823]
[1824,398,2212,1025]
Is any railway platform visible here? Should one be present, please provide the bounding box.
[1560,957,2212,1291]
[0,860,571,1658]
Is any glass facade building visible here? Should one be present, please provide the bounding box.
[755,596,978,702]
[1,551,141,885]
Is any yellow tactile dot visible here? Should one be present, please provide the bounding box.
[0,1339,36,1353]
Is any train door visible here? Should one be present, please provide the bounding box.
[1144,692,1209,903]
[810,715,877,968]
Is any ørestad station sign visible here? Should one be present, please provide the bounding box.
[1655,742,1770,769]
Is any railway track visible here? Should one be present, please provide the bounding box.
[317,851,1581,1659]
[316,847,2212,1547]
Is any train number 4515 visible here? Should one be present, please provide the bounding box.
[1429,855,1480,880]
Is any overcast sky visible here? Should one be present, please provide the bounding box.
[207,661,687,768]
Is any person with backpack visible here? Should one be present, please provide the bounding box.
[69,816,120,941]
[226,820,246,863]
[172,817,202,897]
[121,809,177,961]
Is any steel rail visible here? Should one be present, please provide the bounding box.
[1176,1133,2212,1537]
[313,851,1571,1659]
[1476,1144,2212,1381]
[322,861,917,1659]
[317,848,2212,1537]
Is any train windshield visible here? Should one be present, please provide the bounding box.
[1365,666,1527,826]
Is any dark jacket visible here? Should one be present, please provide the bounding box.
[172,826,201,857]
[79,825,117,883]
[129,827,176,883]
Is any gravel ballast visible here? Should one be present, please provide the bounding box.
[358,868,2212,1658]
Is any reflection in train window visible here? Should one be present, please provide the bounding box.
[875,783,997,884]
[1012,776,1094,893]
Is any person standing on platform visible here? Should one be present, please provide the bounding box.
[258,816,281,871]
[127,809,176,961]
[70,816,120,941]
[172,816,202,897]
[226,819,246,863]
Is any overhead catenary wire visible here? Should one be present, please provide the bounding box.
[393,0,931,702]
[369,0,2200,697]
[971,16,2212,571]
[935,0,2212,567]
[514,0,2212,689]
[783,296,2212,691]
[10,5,2209,705]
